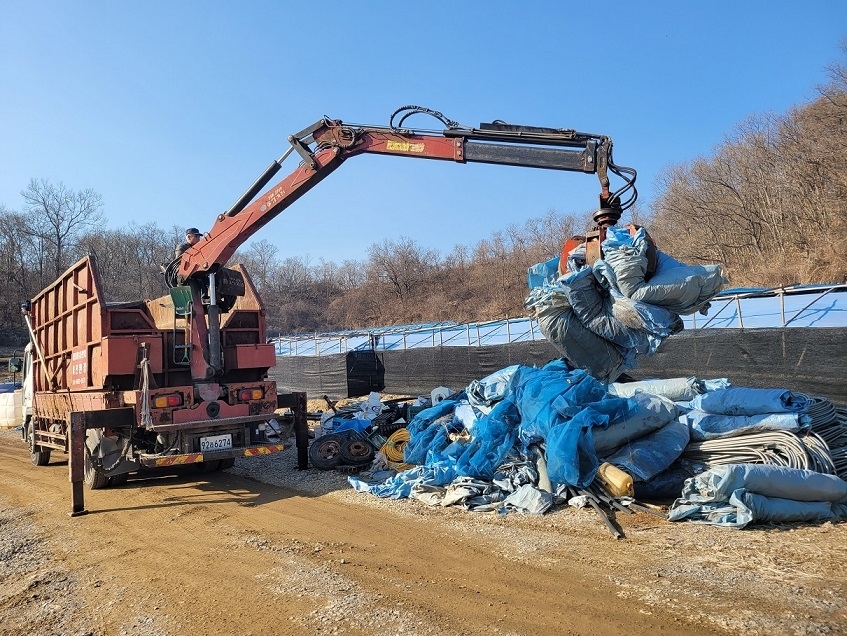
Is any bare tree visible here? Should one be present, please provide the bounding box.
[650,80,847,287]
[366,237,438,316]
[0,206,40,337]
[20,179,104,281]
[234,240,280,290]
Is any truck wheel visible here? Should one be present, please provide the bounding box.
[84,445,109,489]
[196,459,220,473]
[108,473,129,486]
[309,434,344,470]
[219,457,235,470]
[340,437,376,465]
[28,418,51,467]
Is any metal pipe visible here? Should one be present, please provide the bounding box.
[579,488,623,539]
[224,146,294,217]
[785,287,837,327]
[207,272,222,373]
[23,314,56,389]
[627,501,668,519]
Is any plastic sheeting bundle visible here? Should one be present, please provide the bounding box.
[593,227,726,316]
[607,377,731,402]
[668,463,847,528]
[526,226,726,382]
[684,387,810,416]
[676,387,813,441]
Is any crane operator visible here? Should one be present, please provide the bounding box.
[174,227,203,260]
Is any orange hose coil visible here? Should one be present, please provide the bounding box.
[381,428,414,470]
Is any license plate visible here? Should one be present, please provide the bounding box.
[200,434,232,452]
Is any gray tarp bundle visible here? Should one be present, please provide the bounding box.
[608,377,730,402]
[525,226,726,382]
[668,464,847,528]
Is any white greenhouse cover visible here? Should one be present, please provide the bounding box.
[271,284,847,357]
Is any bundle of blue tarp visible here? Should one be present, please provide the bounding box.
[525,226,726,382]
[668,464,847,528]
[675,387,813,441]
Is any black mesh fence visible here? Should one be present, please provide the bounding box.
[379,341,561,396]
[269,327,847,406]
[632,328,847,406]
[270,352,348,397]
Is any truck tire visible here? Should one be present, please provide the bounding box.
[108,473,129,486]
[340,437,376,465]
[84,445,109,490]
[309,433,344,470]
[196,459,220,473]
[27,418,51,467]
[219,457,236,470]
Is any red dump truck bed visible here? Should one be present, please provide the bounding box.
[22,255,306,514]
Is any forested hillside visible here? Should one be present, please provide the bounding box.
[649,58,847,286]
[1,57,844,343]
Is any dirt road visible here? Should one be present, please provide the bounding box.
[2,429,846,636]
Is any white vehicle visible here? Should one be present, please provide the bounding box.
[22,343,32,425]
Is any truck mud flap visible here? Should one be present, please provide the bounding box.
[139,443,289,468]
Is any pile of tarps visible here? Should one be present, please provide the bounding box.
[525,226,726,382]
[668,464,847,528]
[350,363,695,514]
[349,368,847,528]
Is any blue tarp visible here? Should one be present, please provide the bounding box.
[668,464,847,528]
[684,387,810,416]
[681,410,810,442]
[592,392,678,456]
[603,419,690,482]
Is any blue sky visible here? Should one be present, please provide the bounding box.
[1,1,845,264]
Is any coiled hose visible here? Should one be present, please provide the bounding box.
[682,429,836,474]
[799,396,847,478]
[381,428,414,472]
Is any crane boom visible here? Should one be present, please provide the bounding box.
[167,107,637,381]
[176,111,636,282]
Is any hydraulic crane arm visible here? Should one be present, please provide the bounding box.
[169,106,637,381]
[176,106,637,282]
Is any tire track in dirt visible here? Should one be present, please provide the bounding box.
[0,432,715,636]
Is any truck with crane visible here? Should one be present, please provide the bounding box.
[20,105,638,514]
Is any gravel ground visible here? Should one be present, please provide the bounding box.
[0,505,95,636]
[3,420,847,635]
[228,435,847,636]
